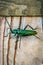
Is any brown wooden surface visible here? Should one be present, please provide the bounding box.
[0,17,43,65]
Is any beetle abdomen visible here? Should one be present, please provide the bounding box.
[18,29,37,36]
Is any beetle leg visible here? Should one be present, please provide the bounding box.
[4,33,10,37]
[4,32,11,37]
[24,25,39,30]
[34,35,40,39]
[33,26,39,30]
[24,24,34,30]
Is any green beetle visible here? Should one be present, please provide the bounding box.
[4,18,40,48]
[4,18,37,37]
[10,28,37,36]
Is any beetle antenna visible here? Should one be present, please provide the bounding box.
[5,18,12,32]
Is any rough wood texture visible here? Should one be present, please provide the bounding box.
[0,17,43,65]
[0,0,43,16]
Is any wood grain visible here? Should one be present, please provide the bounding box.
[0,17,43,65]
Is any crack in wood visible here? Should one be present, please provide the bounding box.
[2,19,6,65]
[42,17,43,31]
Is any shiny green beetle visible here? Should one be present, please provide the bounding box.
[4,18,37,37]
[11,28,37,36]
[4,18,40,48]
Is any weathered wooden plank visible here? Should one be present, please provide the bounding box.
[3,17,11,65]
[0,0,42,16]
[13,17,22,65]
[8,17,21,65]
[15,17,43,65]
[0,17,43,65]
[0,18,5,65]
